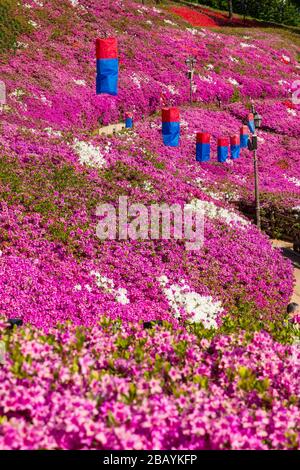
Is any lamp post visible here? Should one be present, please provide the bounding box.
[247,106,262,229]
[185,57,196,104]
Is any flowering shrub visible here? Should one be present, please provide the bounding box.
[0,319,298,450]
[0,0,299,450]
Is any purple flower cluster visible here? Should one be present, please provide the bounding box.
[0,321,299,450]
[0,0,299,449]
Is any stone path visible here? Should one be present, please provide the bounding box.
[98,122,125,135]
[272,240,300,304]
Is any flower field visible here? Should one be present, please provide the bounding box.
[0,0,299,450]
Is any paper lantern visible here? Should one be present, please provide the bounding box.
[161,107,180,147]
[240,125,249,148]
[217,137,229,163]
[96,38,118,96]
[125,112,133,129]
[196,132,211,162]
[247,113,255,134]
[230,135,240,160]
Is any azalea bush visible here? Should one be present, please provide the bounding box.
[0,319,299,450]
[0,0,299,450]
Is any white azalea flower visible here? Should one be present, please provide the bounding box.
[91,271,130,304]
[158,276,223,328]
[188,199,249,227]
[73,139,106,168]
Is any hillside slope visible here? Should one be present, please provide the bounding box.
[0,0,299,450]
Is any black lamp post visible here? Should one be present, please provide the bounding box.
[185,57,196,104]
[247,106,263,229]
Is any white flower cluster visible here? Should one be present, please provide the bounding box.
[73,79,86,86]
[143,181,153,192]
[229,56,239,63]
[131,73,148,89]
[186,28,199,36]
[287,108,297,117]
[44,127,62,138]
[166,84,179,95]
[240,42,255,48]
[28,20,38,28]
[228,78,240,87]
[282,54,291,63]
[72,139,108,168]
[188,198,249,227]
[16,41,29,49]
[285,175,300,187]
[10,89,25,100]
[73,283,92,292]
[158,276,223,328]
[164,19,177,27]
[90,271,130,305]
[199,75,215,84]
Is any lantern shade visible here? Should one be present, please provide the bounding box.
[125,112,133,129]
[230,135,240,146]
[217,137,229,163]
[96,59,118,95]
[162,107,180,147]
[196,132,211,162]
[161,107,180,122]
[240,125,249,148]
[196,132,211,144]
[96,38,118,95]
[230,135,240,160]
[247,113,255,133]
[96,38,118,59]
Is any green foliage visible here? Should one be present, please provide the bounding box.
[183,0,300,26]
[0,0,31,53]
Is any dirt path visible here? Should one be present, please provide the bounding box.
[272,240,300,304]
[98,123,125,135]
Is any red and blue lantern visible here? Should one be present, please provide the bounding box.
[162,107,180,147]
[96,38,118,96]
[196,132,211,162]
[230,135,240,160]
[240,125,249,148]
[247,113,255,134]
[125,112,133,129]
[217,137,229,163]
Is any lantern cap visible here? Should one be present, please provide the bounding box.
[162,107,180,122]
[196,132,211,144]
[230,135,240,145]
[96,37,118,59]
[218,137,229,147]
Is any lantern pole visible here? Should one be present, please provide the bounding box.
[247,105,262,229]
[185,57,196,104]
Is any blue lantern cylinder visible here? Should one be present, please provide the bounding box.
[240,125,249,148]
[196,132,211,162]
[96,37,118,96]
[247,113,255,134]
[217,137,229,163]
[161,107,180,147]
[125,112,133,129]
[230,134,240,160]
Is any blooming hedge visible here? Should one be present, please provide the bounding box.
[0,0,299,450]
[0,319,299,450]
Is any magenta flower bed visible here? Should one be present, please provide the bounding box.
[0,321,299,450]
[0,0,299,450]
